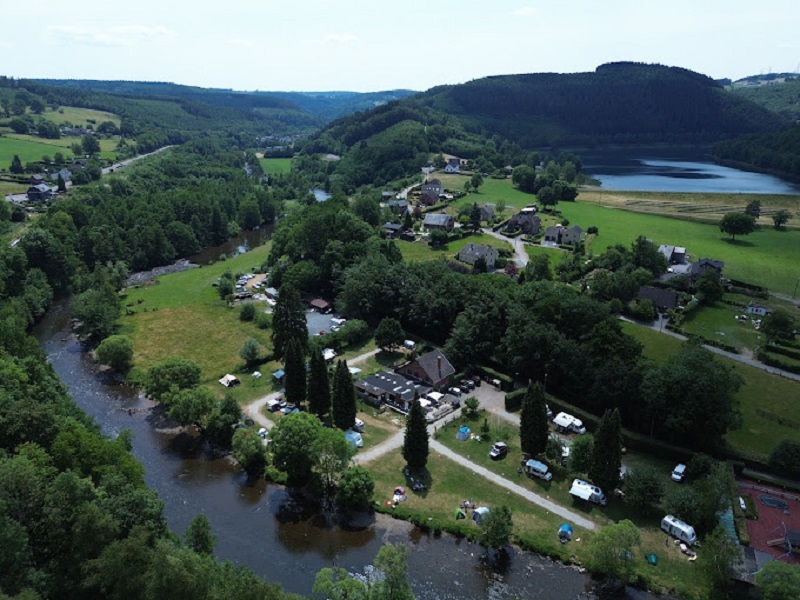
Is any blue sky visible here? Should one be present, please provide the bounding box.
[2,1,799,91]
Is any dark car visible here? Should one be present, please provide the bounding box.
[489,442,508,460]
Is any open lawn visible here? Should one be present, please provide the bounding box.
[41,106,121,128]
[621,322,800,458]
[398,231,513,263]
[366,419,710,598]
[258,157,292,175]
[0,180,26,196]
[0,134,118,165]
[119,244,277,400]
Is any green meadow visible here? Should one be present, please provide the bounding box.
[258,157,292,174]
[0,134,118,165]
[621,322,800,458]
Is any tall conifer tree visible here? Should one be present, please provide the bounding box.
[271,283,307,360]
[307,346,331,419]
[284,338,306,407]
[403,399,429,472]
[331,360,356,430]
[589,408,622,494]
[520,382,548,457]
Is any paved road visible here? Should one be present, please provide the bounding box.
[481,228,529,267]
[429,439,596,530]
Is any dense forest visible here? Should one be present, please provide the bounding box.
[301,62,788,188]
[730,77,800,120]
[712,124,800,181]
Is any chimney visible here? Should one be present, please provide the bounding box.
[438,355,442,375]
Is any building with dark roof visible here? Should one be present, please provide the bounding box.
[690,258,724,283]
[505,210,541,235]
[457,242,499,271]
[396,349,456,390]
[636,286,679,311]
[423,213,454,230]
[354,370,430,412]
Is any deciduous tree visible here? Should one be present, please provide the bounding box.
[270,412,321,485]
[588,519,640,583]
[772,209,791,229]
[371,543,414,600]
[184,514,215,555]
[719,212,755,241]
[312,427,355,494]
[756,561,800,600]
[479,505,513,551]
[337,466,375,510]
[239,337,261,368]
[231,428,267,476]
[95,335,133,372]
[374,317,405,351]
[622,466,665,512]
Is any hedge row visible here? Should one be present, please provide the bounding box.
[741,468,800,494]
[757,352,800,374]
[755,408,800,431]
[765,344,800,362]
[491,218,511,232]
[478,365,513,391]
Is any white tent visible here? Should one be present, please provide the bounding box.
[218,374,240,387]
[472,506,490,524]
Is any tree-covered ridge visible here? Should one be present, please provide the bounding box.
[712,124,800,181]
[730,77,800,120]
[33,78,417,123]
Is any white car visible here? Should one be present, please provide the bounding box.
[671,463,687,482]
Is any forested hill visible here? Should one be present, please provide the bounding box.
[311,62,788,155]
[730,76,800,121]
[35,79,416,122]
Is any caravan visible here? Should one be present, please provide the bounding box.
[553,412,587,435]
[523,459,553,481]
[569,479,607,506]
[661,515,698,546]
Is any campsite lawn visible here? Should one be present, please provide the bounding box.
[119,243,277,399]
[367,425,709,598]
[397,231,513,263]
[258,157,292,174]
[621,322,800,458]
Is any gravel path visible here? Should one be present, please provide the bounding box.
[481,228,530,267]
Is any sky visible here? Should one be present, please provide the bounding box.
[2,1,799,92]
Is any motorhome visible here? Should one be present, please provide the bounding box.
[569,479,607,506]
[661,515,698,545]
[523,459,553,481]
[553,412,587,435]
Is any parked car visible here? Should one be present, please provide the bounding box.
[353,418,365,432]
[489,442,508,460]
[472,375,481,387]
[671,463,687,483]
[448,387,462,397]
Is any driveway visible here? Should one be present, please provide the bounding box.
[481,228,528,267]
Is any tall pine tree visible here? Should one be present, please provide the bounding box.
[589,408,622,494]
[307,346,331,419]
[271,283,307,360]
[284,338,306,407]
[403,399,429,472]
[331,360,356,430]
[520,382,549,457]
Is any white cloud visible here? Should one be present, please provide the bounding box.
[304,33,359,46]
[511,6,537,17]
[45,24,174,47]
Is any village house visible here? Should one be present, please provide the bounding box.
[658,244,687,264]
[747,302,771,316]
[423,213,455,231]
[544,224,583,245]
[382,222,404,239]
[387,199,408,215]
[444,158,461,174]
[479,204,495,223]
[354,370,430,413]
[505,208,541,235]
[457,242,500,271]
[690,258,725,283]
[26,184,55,202]
[420,178,444,198]
[381,190,398,202]
[49,168,72,182]
[418,192,439,206]
[27,174,46,185]
[396,349,456,391]
[636,286,679,312]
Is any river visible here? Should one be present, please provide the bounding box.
[33,303,661,599]
[580,147,800,194]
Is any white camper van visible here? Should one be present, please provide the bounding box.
[523,459,553,481]
[553,412,587,435]
[569,479,607,506]
[661,515,698,546]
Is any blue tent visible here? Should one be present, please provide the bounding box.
[456,426,471,441]
[558,523,573,543]
[272,369,285,381]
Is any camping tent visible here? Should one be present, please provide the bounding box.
[272,369,285,381]
[218,374,240,387]
[472,506,490,524]
[558,523,573,543]
[456,426,471,441]
[453,508,466,520]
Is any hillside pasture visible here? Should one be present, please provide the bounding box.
[0,134,118,165]
[42,106,121,128]
[258,157,291,174]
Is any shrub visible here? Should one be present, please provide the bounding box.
[768,440,800,478]
[254,312,270,329]
[239,303,256,322]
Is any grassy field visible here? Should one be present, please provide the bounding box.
[365,418,710,598]
[0,180,26,195]
[0,134,118,165]
[621,322,800,458]
[258,157,292,175]
[41,106,121,128]
[119,244,276,400]
[397,231,513,263]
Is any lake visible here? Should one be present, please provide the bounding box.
[581,148,800,194]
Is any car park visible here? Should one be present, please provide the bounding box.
[489,442,508,460]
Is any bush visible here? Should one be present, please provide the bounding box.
[504,388,525,412]
[768,440,800,478]
[239,303,256,322]
[254,312,270,329]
